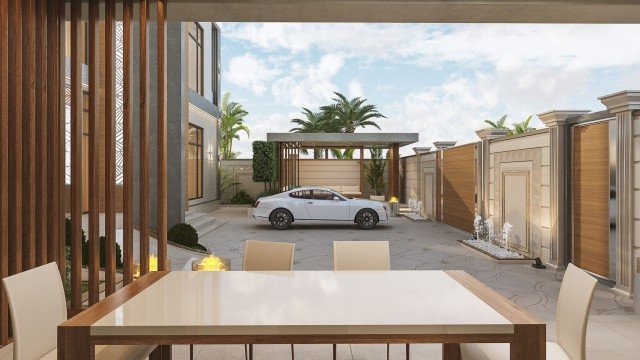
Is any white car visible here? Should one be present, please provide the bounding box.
[253,186,388,230]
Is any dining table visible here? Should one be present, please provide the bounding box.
[58,270,545,359]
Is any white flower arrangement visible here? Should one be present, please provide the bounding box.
[501,222,513,250]
[473,215,484,240]
[484,217,495,244]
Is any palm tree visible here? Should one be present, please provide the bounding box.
[289,108,336,159]
[483,115,509,130]
[321,92,385,133]
[329,148,356,159]
[511,115,535,135]
[220,92,250,159]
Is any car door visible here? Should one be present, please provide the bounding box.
[304,190,350,220]
[286,190,311,220]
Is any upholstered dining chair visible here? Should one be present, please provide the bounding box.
[459,263,598,360]
[243,240,296,360]
[332,241,409,360]
[1,262,155,360]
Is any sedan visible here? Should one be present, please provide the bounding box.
[252,186,388,230]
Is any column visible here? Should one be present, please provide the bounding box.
[475,129,509,219]
[599,91,640,296]
[539,110,590,270]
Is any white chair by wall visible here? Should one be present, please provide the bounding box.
[243,240,296,360]
[1,262,155,360]
[459,263,598,360]
[332,241,408,360]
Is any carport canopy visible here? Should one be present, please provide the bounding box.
[267,132,419,199]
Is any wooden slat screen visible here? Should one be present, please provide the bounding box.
[0,0,9,346]
[0,0,168,346]
[573,122,610,278]
[440,143,476,233]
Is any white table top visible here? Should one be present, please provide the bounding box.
[90,270,513,336]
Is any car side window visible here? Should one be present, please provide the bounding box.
[289,190,311,199]
[313,190,334,200]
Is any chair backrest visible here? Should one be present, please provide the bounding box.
[2,262,67,360]
[333,241,390,270]
[243,240,295,271]
[556,263,597,360]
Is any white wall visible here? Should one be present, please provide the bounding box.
[188,104,219,207]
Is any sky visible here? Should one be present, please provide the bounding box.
[219,23,640,158]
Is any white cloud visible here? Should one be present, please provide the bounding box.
[233,112,299,157]
[271,54,344,108]
[223,23,640,71]
[226,53,280,95]
[348,80,364,98]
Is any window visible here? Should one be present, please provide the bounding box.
[289,190,311,199]
[313,190,336,200]
[188,124,204,200]
[212,24,221,106]
[188,22,204,96]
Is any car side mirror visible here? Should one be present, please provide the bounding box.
[333,196,340,202]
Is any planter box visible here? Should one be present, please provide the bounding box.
[370,195,385,202]
[458,240,532,264]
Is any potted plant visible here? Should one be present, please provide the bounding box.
[365,148,386,201]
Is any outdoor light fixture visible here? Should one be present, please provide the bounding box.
[133,254,159,278]
[532,257,546,269]
[192,254,229,271]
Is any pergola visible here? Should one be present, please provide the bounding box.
[267,133,419,199]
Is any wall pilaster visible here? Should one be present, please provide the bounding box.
[539,110,590,270]
[599,91,640,296]
[475,129,509,219]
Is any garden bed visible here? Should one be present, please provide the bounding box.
[401,213,430,221]
[459,239,532,263]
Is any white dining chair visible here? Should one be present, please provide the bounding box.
[459,263,598,360]
[1,262,155,360]
[243,240,296,360]
[332,241,408,360]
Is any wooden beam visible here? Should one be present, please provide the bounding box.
[8,0,23,275]
[70,0,83,308]
[87,0,100,305]
[22,0,36,270]
[46,0,60,266]
[360,147,364,195]
[35,0,48,266]
[104,0,117,296]
[122,0,134,285]
[57,0,66,277]
[157,0,168,271]
[0,0,9,345]
[140,0,150,275]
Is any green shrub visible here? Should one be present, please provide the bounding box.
[252,141,279,186]
[66,218,123,269]
[168,223,199,248]
[231,190,255,205]
[257,188,280,198]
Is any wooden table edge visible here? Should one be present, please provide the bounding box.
[444,270,543,325]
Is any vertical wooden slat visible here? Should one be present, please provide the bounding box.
[122,0,134,285]
[22,0,36,270]
[70,0,83,308]
[359,147,364,194]
[46,0,59,265]
[35,0,48,266]
[140,0,150,275]
[87,0,100,305]
[0,0,9,345]
[8,0,23,276]
[57,0,66,276]
[157,0,168,271]
[105,0,117,295]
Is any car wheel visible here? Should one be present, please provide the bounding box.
[357,209,378,230]
[270,209,292,230]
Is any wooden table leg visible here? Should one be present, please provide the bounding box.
[511,324,545,360]
[442,343,461,360]
[58,326,92,359]
[150,345,172,360]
